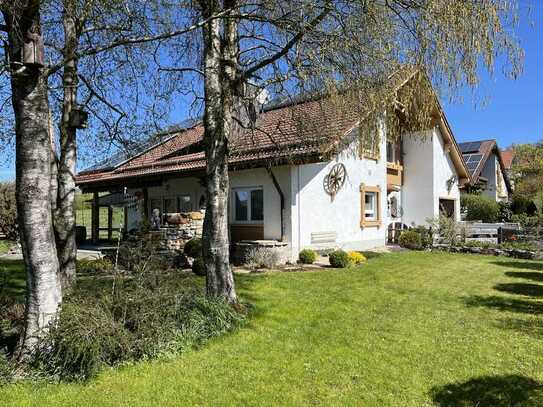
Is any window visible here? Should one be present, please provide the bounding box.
[232,187,264,223]
[178,195,192,212]
[360,184,381,227]
[163,197,176,214]
[149,194,193,217]
[387,139,402,164]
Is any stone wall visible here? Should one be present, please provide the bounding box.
[148,211,204,252]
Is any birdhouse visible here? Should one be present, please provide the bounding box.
[22,34,45,68]
[69,107,89,129]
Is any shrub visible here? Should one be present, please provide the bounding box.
[399,230,423,250]
[461,194,500,222]
[347,251,367,265]
[35,282,246,381]
[192,257,206,276]
[511,214,543,228]
[0,352,13,385]
[329,250,350,268]
[427,215,465,246]
[34,298,134,381]
[500,241,538,251]
[77,258,114,275]
[298,249,317,264]
[413,225,433,248]
[511,195,538,216]
[0,296,24,356]
[245,247,281,270]
[498,201,513,222]
[0,182,17,241]
[184,238,202,258]
[116,236,170,274]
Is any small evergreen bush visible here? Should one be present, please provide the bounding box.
[298,249,317,264]
[399,230,423,250]
[329,250,350,268]
[184,238,203,258]
[461,194,500,222]
[347,251,367,265]
[192,257,206,276]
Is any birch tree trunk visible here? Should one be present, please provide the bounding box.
[3,1,62,358]
[55,0,78,289]
[200,0,237,304]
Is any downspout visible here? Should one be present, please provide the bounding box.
[266,166,285,241]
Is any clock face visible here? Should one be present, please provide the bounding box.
[324,163,347,196]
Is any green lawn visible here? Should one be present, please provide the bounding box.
[2,252,543,406]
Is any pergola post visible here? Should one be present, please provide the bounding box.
[91,192,99,243]
[143,187,149,222]
[107,206,113,241]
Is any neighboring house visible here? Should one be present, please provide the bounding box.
[459,140,512,202]
[76,74,470,261]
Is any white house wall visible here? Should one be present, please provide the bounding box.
[402,130,435,226]
[432,128,461,220]
[289,129,388,256]
[229,166,291,241]
[401,128,461,226]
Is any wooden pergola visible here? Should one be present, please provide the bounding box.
[88,191,133,243]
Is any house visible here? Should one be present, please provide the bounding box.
[458,139,512,202]
[76,74,471,261]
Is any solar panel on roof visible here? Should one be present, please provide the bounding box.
[464,153,483,163]
[459,141,483,153]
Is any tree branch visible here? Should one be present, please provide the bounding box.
[239,4,331,81]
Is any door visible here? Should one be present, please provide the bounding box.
[439,198,456,218]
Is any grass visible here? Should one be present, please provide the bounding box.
[0,240,12,255]
[2,251,543,405]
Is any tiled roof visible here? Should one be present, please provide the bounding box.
[76,98,359,187]
[501,149,515,170]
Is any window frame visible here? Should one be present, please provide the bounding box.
[231,186,264,224]
[360,184,382,228]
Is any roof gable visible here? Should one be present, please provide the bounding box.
[459,139,512,194]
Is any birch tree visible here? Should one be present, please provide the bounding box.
[0,0,61,359]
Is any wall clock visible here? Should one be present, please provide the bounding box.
[324,163,347,197]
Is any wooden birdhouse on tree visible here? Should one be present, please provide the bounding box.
[22,33,45,68]
[69,106,89,129]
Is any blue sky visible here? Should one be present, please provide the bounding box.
[0,3,541,181]
[443,1,543,148]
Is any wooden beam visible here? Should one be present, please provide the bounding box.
[91,192,99,243]
[107,206,113,241]
[142,187,149,222]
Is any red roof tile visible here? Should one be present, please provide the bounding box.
[76,98,360,187]
[501,149,515,170]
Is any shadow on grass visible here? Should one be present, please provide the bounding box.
[430,375,543,406]
[464,295,543,315]
[496,317,543,339]
[494,283,543,298]
[505,271,543,283]
[491,261,543,272]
